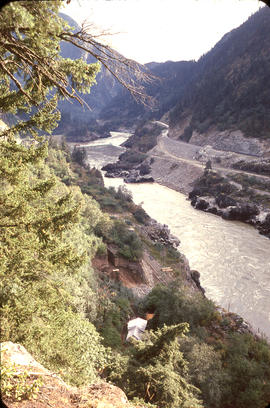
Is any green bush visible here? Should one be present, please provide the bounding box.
[101,324,122,348]
[223,333,270,408]
[106,220,143,261]
[96,288,132,349]
[133,207,150,224]
[107,324,202,408]
[1,363,43,401]
[179,336,228,407]
[142,283,217,332]
[71,146,87,166]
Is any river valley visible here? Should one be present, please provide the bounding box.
[82,132,270,339]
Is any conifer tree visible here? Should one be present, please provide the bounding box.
[0,0,100,139]
[0,1,111,382]
[109,323,202,408]
[0,0,149,141]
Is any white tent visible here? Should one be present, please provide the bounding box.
[126,317,147,341]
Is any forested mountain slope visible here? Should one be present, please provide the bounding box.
[169,7,270,142]
[57,15,197,138]
[100,7,270,148]
[56,13,122,140]
[59,13,121,114]
[58,8,270,148]
[98,60,196,129]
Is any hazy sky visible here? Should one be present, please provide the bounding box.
[62,0,262,63]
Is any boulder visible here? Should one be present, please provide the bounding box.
[138,162,151,176]
[1,341,132,408]
[189,187,207,200]
[257,213,270,237]
[207,206,218,215]
[1,342,50,375]
[124,170,154,183]
[222,203,259,222]
[146,220,180,247]
[194,198,209,210]
[216,194,237,208]
[190,270,205,294]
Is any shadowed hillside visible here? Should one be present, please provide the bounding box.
[169,7,270,141]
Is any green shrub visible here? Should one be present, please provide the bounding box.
[223,333,270,408]
[133,207,150,224]
[96,241,107,257]
[179,336,228,407]
[106,220,143,261]
[71,146,87,166]
[115,185,133,203]
[1,363,43,401]
[142,283,217,333]
[101,324,122,348]
[107,324,202,408]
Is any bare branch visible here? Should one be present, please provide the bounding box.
[59,24,155,106]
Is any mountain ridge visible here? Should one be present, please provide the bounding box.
[98,7,270,148]
[169,7,270,143]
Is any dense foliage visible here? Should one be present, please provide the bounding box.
[108,323,203,408]
[0,140,112,385]
[0,1,100,139]
[139,284,270,408]
[0,0,109,386]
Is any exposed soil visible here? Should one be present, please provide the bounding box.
[92,254,145,288]
[93,244,202,299]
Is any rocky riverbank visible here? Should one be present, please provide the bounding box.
[102,121,168,183]
[99,120,270,238]
[189,169,270,238]
[93,211,207,297]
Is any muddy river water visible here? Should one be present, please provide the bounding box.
[83,132,270,338]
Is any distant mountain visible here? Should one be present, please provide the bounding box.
[57,14,198,138]
[169,7,270,142]
[98,60,196,129]
[57,8,270,147]
[99,7,270,146]
[55,13,122,139]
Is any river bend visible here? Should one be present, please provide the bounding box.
[83,132,270,338]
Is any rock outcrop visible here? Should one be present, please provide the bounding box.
[145,219,180,248]
[103,121,169,182]
[190,270,205,295]
[256,213,270,238]
[124,170,154,184]
[1,342,138,408]
[190,188,270,238]
[190,191,264,222]
[189,169,270,238]
[233,158,270,176]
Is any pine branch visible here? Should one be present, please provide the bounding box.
[59,31,153,105]
[0,59,35,104]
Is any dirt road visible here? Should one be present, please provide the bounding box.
[150,131,270,188]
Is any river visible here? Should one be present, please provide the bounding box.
[82,132,270,338]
